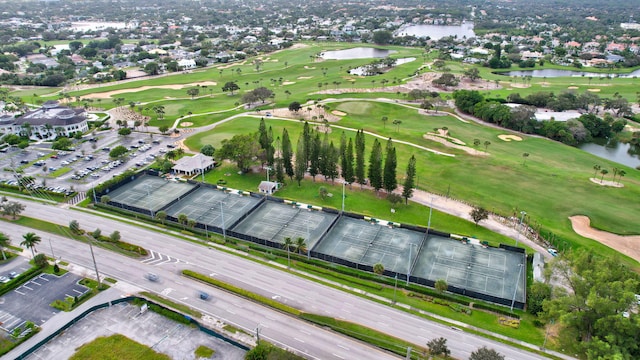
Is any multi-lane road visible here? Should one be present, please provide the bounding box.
[5,198,562,359]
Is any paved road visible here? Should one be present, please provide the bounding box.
[2,222,394,360]
[9,198,563,359]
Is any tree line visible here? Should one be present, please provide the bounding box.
[215,120,418,204]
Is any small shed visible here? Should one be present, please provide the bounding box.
[258,181,278,195]
[172,153,215,176]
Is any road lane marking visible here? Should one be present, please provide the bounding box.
[332,354,345,359]
[294,337,305,343]
[337,344,349,350]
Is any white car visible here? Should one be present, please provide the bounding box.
[547,248,558,257]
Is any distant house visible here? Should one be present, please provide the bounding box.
[0,101,88,140]
[258,181,278,195]
[172,153,215,176]
[177,59,196,69]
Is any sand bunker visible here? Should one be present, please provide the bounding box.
[567,86,579,89]
[82,81,217,99]
[589,178,624,187]
[510,83,530,88]
[282,81,296,85]
[587,88,601,92]
[298,76,313,80]
[332,110,346,116]
[423,133,487,156]
[303,66,316,70]
[498,134,523,142]
[180,122,193,127]
[569,215,640,262]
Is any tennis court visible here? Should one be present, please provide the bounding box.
[412,236,526,303]
[107,176,195,213]
[164,187,260,229]
[231,201,337,248]
[314,216,425,273]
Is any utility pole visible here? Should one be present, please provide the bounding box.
[87,236,101,287]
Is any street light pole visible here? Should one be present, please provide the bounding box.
[393,273,398,304]
[515,210,526,247]
[427,197,434,238]
[48,237,55,260]
[406,244,416,286]
[87,236,101,287]
[341,181,348,213]
[220,201,226,240]
[510,263,524,312]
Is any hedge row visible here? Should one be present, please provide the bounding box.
[0,267,42,297]
[182,270,301,316]
[296,262,383,291]
[472,301,521,319]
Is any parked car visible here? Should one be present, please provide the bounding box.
[0,276,9,283]
[548,248,558,257]
[8,271,18,279]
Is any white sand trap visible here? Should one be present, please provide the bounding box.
[304,66,316,70]
[190,81,217,87]
[570,215,639,262]
[538,82,551,86]
[589,178,623,187]
[332,110,346,116]
[282,81,296,85]
[587,88,601,92]
[298,76,313,79]
[498,134,523,142]
[423,134,488,156]
[567,86,579,89]
[180,122,193,127]
[510,83,530,88]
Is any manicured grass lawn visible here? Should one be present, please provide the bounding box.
[69,334,171,360]
[48,166,72,178]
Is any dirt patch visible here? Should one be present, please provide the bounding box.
[268,107,341,122]
[589,177,624,187]
[587,88,601,92]
[332,110,346,116]
[180,122,193,127]
[569,215,640,262]
[423,133,488,156]
[282,81,296,85]
[498,134,523,142]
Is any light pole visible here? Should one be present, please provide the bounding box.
[515,210,526,247]
[87,235,101,287]
[220,201,226,240]
[393,273,398,304]
[510,263,524,312]
[406,243,417,286]
[48,237,55,260]
[426,196,434,238]
[341,180,349,213]
[265,166,272,182]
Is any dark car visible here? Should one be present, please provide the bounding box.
[199,291,209,300]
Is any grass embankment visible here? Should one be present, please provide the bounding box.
[69,334,171,360]
[184,108,640,266]
[0,216,147,258]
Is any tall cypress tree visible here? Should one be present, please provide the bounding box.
[309,133,321,181]
[266,126,275,166]
[258,118,268,149]
[355,129,366,187]
[325,141,339,183]
[383,138,397,193]
[294,135,306,186]
[302,121,311,166]
[275,156,285,185]
[319,131,330,178]
[344,138,355,184]
[282,128,294,179]
[402,155,417,204]
[368,138,383,192]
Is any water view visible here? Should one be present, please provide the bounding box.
[396,22,475,40]
[499,69,640,78]
[348,57,416,76]
[579,140,640,168]
[320,47,397,60]
[70,21,129,32]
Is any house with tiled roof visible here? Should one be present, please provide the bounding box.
[0,101,88,140]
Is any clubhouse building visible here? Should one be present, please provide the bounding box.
[0,100,88,140]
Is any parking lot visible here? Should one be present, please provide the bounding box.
[0,129,181,194]
[0,273,88,333]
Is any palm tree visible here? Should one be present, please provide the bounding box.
[600,169,608,183]
[484,140,491,152]
[283,237,293,267]
[592,164,601,178]
[21,232,41,258]
[294,237,307,255]
[522,152,530,165]
[617,170,626,184]
[381,116,388,129]
[0,232,10,260]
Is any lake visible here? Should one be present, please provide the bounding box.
[579,140,640,169]
[320,48,397,60]
[395,22,475,40]
[349,57,416,76]
[499,69,640,78]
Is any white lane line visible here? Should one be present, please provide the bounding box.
[294,337,305,343]
[226,309,236,314]
[337,344,349,350]
[332,354,345,359]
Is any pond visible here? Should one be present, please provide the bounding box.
[395,22,475,40]
[498,69,640,78]
[349,57,416,76]
[320,48,397,60]
[579,140,640,169]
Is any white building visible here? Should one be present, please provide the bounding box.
[177,59,196,70]
[0,101,88,140]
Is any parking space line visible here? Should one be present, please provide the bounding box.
[31,281,42,286]
[22,285,33,290]
[39,276,50,281]
[73,289,83,294]
[14,289,25,295]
